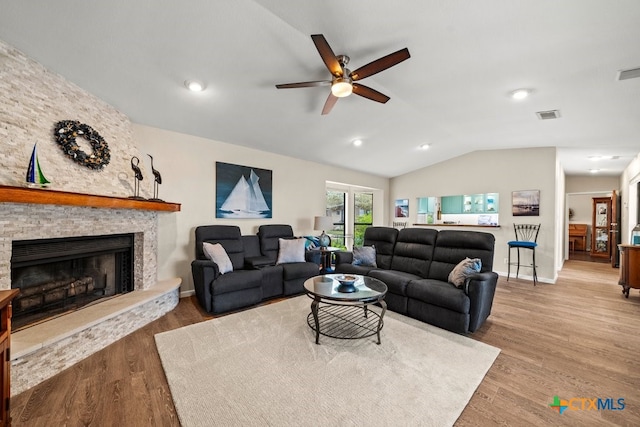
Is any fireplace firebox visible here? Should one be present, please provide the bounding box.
[11,233,134,329]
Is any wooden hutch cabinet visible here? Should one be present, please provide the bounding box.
[0,289,19,427]
[591,197,612,258]
[618,244,640,298]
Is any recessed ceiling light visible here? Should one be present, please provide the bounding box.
[352,139,363,147]
[510,88,532,100]
[419,144,430,150]
[589,169,600,173]
[588,155,613,161]
[185,80,206,92]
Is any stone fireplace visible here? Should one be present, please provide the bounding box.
[1,186,181,395]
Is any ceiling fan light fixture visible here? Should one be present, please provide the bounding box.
[331,78,353,97]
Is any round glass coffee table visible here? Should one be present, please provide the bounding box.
[303,274,387,345]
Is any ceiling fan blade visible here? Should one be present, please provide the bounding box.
[321,93,339,115]
[350,48,410,81]
[275,80,331,89]
[352,83,390,103]
[311,34,343,77]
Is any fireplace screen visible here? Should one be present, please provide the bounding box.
[11,233,134,329]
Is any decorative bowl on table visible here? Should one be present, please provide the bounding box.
[336,275,358,293]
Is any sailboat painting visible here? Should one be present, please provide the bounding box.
[25,143,51,187]
[216,162,272,218]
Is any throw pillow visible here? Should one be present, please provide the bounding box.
[202,242,233,274]
[304,235,320,250]
[352,245,377,267]
[448,257,482,288]
[276,238,306,264]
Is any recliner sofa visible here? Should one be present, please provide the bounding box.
[191,224,319,314]
[334,226,498,334]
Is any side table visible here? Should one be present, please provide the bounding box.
[310,247,339,274]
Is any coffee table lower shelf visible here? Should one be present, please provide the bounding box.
[306,304,384,342]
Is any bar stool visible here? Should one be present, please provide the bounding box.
[507,224,540,285]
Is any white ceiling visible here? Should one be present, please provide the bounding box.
[1,0,639,178]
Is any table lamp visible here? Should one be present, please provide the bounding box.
[314,216,333,249]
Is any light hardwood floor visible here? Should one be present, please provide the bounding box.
[10,260,640,426]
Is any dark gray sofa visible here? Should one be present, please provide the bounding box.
[191,224,319,314]
[334,226,498,334]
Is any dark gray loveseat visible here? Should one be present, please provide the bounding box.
[334,226,498,334]
[191,224,319,314]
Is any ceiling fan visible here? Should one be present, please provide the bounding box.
[275,34,410,115]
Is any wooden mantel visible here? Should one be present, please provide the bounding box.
[0,185,180,212]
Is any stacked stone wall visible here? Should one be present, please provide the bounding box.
[0,40,153,198]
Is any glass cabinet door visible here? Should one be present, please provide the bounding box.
[591,197,611,258]
[594,228,609,253]
[595,202,608,226]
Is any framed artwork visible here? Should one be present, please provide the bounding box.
[395,199,409,218]
[216,162,272,218]
[512,190,540,216]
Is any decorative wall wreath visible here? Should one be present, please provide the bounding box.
[54,120,111,170]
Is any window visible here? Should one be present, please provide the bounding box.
[354,192,373,246]
[325,190,346,248]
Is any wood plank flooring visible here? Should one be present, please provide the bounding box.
[10,260,640,426]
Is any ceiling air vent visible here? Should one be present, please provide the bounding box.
[617,67,640,81]
[536,110,561,120]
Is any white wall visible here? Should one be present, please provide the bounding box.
[133,124,389,294]
[390,147,558,282]
[621,153,640,243]
[555,158,566,272]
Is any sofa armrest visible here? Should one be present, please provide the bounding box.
[305,250,322,265]
[245,256,273,269]
[191,259,221,313]
[334,251,353,265]
[465,271,498,332]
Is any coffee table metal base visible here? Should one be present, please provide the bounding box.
[307,299,386,345]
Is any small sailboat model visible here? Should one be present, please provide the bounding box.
[25,144,51,187]
[220,170,270,217]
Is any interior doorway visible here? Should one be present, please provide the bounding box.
[566,190,618,264]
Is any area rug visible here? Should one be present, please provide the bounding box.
[154,296,500,427]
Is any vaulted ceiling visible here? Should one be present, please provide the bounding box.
[1,1,639,177]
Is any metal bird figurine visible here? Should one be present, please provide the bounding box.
[148,154,163,201]
[129,156,145,200]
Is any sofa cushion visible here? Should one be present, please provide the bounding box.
[210,269,262,295]
[389,228,437,278]
[406,279,471,313]
[202,242,233,274]
[362,227,399,270]
[276,238,306,264]
[258,224,294,262]
[353,246,377,267]
[195,225,246,270]
[369,269,422,297]
[429,230,495,282]
[448,257,482,288]
[282,262,319,280]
